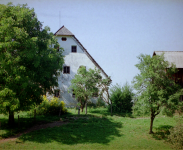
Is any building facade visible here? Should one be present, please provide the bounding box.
[47,26,109,106]
[153,51,183,101]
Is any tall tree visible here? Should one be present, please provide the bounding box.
[133,54,182,134]
[69,66,111,113]
[0,3,64,125]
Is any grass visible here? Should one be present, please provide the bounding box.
[0,107,179,149]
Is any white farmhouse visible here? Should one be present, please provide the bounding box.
[48,26,109,106]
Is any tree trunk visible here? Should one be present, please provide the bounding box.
[85,102,87,115]
[149,112,155,134]
[59,106,62,117]
[78,107,80,115]
[8,111,14,126]
[110,101,113,116]
[81,106,84,112]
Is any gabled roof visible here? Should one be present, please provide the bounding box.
[54,26,74,36]
[54,26,109,78]
[153,51,183,68]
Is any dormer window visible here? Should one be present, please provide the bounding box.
[61,37,67,41]
[71,46,77,53]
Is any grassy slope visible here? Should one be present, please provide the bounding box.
[0,107,177,150]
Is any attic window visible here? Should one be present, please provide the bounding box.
[62,37,67,41]
[63,66,70,74]
[71,46,77,53]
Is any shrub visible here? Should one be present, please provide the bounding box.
[132,98,151,117]
[96,98,106,107]
[108,82,134,113]
[87,101,96,107]
[167,118,183,149]
[30,96,67,116]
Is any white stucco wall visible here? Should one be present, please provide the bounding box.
[48,35,107,106]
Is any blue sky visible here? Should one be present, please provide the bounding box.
[1,0,183,86]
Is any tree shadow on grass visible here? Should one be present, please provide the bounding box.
[153,125,173,140]
[0,115,61,139]
[0,118,36,138]
[89,108,134,118]
[19,115,123,145]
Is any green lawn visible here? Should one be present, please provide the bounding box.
[0,107,179,149]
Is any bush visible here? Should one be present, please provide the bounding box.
[96,98,106,107]
[30,96,67,116]
[108,82,134,113]
[167,118,183,149]
[132,98,151,117]
[87,101,96,107]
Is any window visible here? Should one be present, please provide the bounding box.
[54,90,60,98]
[71,46,77,53]
[61,37,67,41]
[72,90,75,98]
[63,66,70,74]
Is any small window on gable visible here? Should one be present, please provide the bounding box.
[62,37,67,41]
[63,66,70,74]
[71,46,77,53]
[54,90,60,98]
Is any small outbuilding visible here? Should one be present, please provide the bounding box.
[153,51,183,88]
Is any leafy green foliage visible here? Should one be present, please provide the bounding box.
[109,82,134,113]
[0,3,64,120]
[96,98,106,107]
[133,53,182,133]
[87,98,106,108]
[168,118,183,149]
[30,96,67,115]
[69,66,111,112]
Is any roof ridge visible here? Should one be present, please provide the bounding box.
[72,35,109,78]
[54,25,64,35]
[54,26,74,36]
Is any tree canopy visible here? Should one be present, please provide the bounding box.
[69,66,111,113]
[0,3,64,124]
[133,54,183,134]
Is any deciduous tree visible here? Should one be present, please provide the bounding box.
[69,67,111,114]
[133,54,182,134]
[0,3,64,125]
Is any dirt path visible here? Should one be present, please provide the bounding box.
[0,121,69,143]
